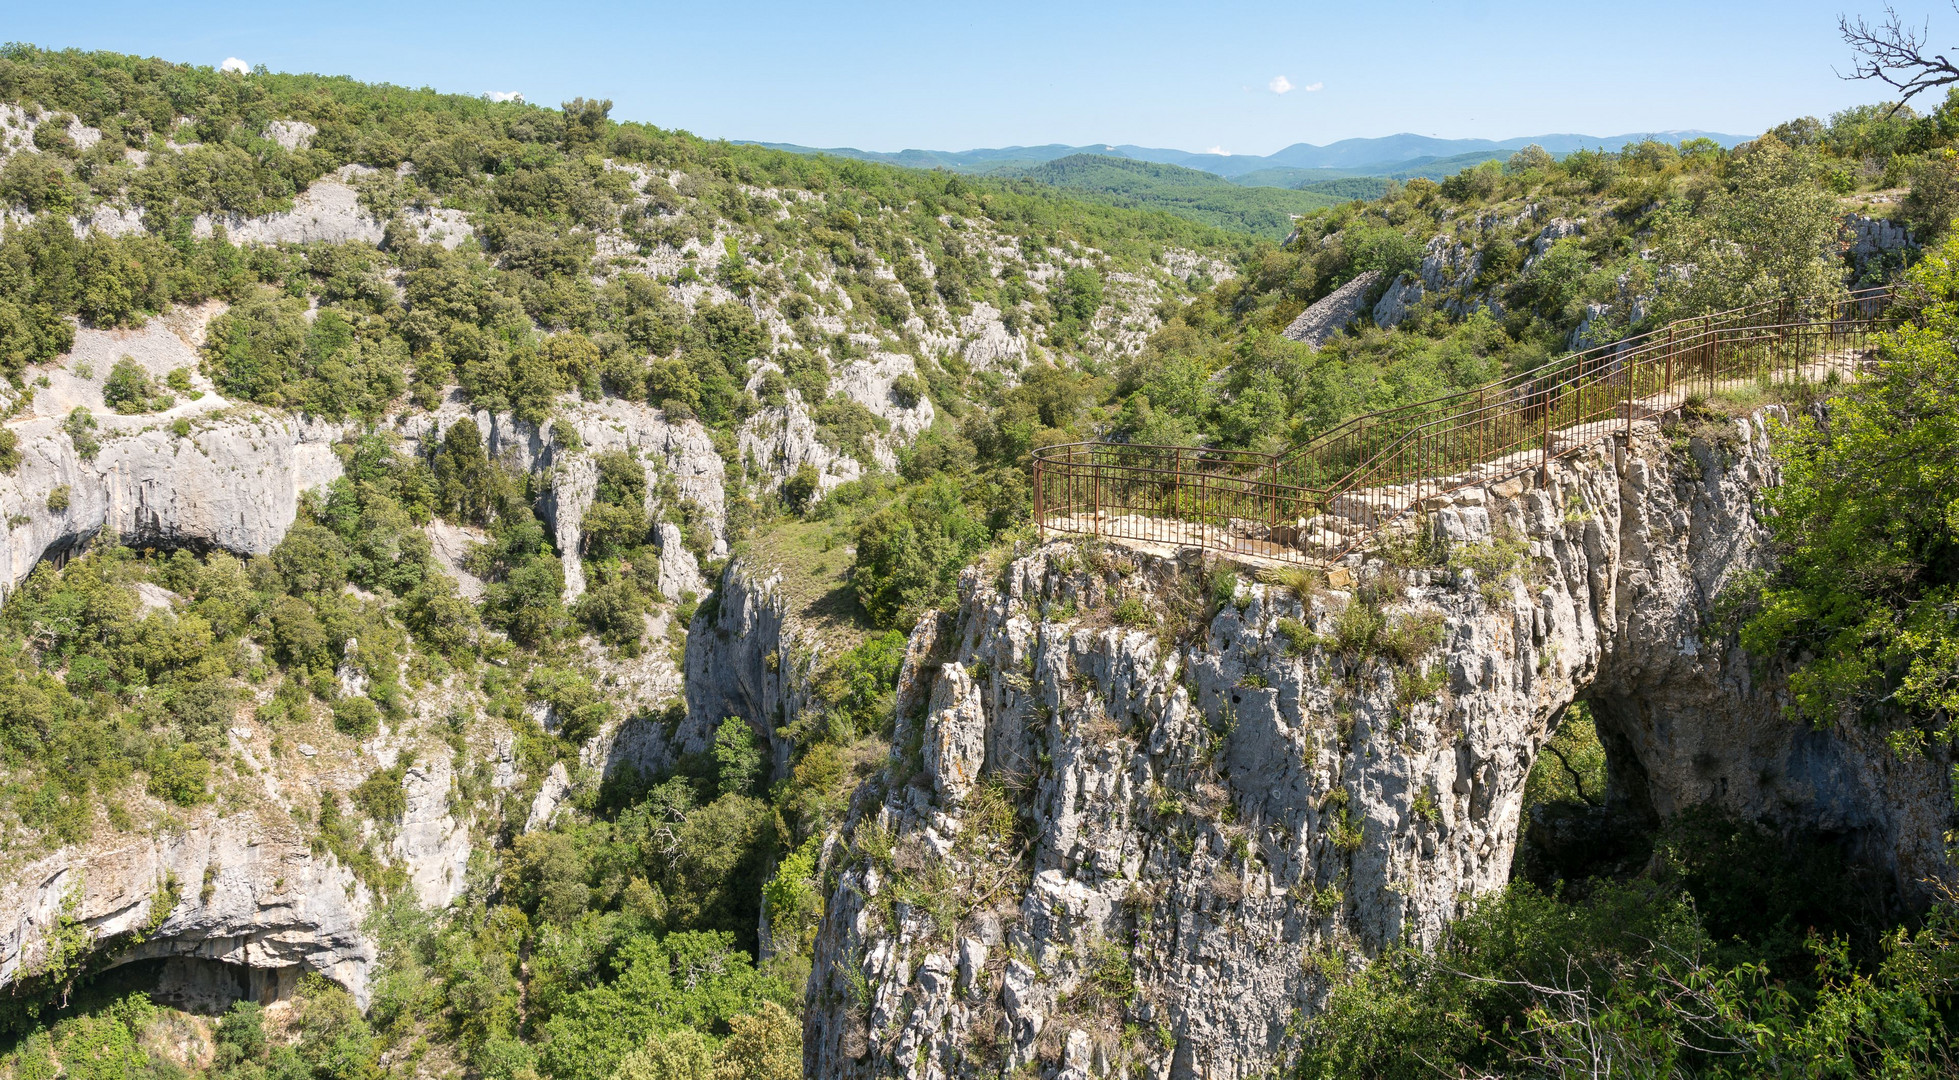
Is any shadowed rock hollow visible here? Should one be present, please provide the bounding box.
[801,407,1957,1079]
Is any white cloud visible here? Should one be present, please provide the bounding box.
[1204,146,1230,156]
[1268,75,1293,94]
[1301,81,1324,92]
[220,57,249,74]
[484,91,525,103]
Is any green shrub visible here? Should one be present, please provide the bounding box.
[1741,233,1959,736]
[780,463,820,514]
[1447,536,1529,602]
[351,763,408,822]
[62,408,99,461]
[1293,863,1959,1078]
[215,1000,268,1065]
[852,477,990,628]
[811,394,887,463]
[332,696,382,738]
[888,372,924,408]
[205,296,405,420]
[1275,617,1319,656]
[45,485,69,513]
[1329,597,1386,656]
[1523,703,1606,809]
[712,719,766,798]
[144,742,211,805]
[536,932,795,1080]
[102,357,171,414]
[1112,596,1154,628]
[1379,610,1445,665]
[575,578,650,650]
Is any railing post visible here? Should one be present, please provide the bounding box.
[1268,458,1278,542]
[1703,314,1713,393]
[1034,457,1044,541]
[1090,455,1099,524]
[1540,380,1553,478]
[1173,448,1182,521]
[1664,324,1675,406]
[1624,347,1634,439]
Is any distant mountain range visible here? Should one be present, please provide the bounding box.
[745,131,1754,184]
[739,131,1756,240]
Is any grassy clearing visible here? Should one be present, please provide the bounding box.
[737,516,868,645]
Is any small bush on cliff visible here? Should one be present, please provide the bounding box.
[102,357,171,414]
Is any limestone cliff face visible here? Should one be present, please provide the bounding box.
[0,715,482,1009]
[802,409,1957,1079]
[0,408,347,599]
[683,560,824,775]
[400,396,725,602]
[0,808,375,1007]
[0,393,727,606]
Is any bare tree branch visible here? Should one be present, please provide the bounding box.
[1542,743,1600,806]
[1838,3,1959,109]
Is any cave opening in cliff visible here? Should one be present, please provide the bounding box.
[1513,698,1658,889]
[43,957,302,1020]
[1514,697,1911,955]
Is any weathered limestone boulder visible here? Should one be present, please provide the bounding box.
[262,120,316,150]
[739,394,865,498]
[832,353,937,470]
[393,754,473,910]
[653,522,707,601]
[803,409,1956,1079]
[956,303,1027,371]
[196,181,383,247]
[1527,217,1582,265]
[1419,233,1480,293]
[1846,213,1914,271]
[1372,274,1425,330]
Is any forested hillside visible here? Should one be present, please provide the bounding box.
[996,154,1345,239]
[0,40,1954,1080]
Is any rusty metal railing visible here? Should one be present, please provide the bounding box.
[1032,285,1896,565]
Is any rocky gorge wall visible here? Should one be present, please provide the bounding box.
[801,408,1958,1080]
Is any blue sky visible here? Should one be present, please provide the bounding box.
[4,0,1928,154]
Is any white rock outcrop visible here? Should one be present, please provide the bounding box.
[739,395,865,499]
[1372,274,1425,330]
[682,560,819,772]
[262,120,317,151]
[403,396,729,602]
[393,754,473,910]
[955,303,1027,371]
[197,182,384,247]
[652,522,706,600]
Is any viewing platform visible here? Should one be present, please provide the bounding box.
[1033,288,1893,566]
